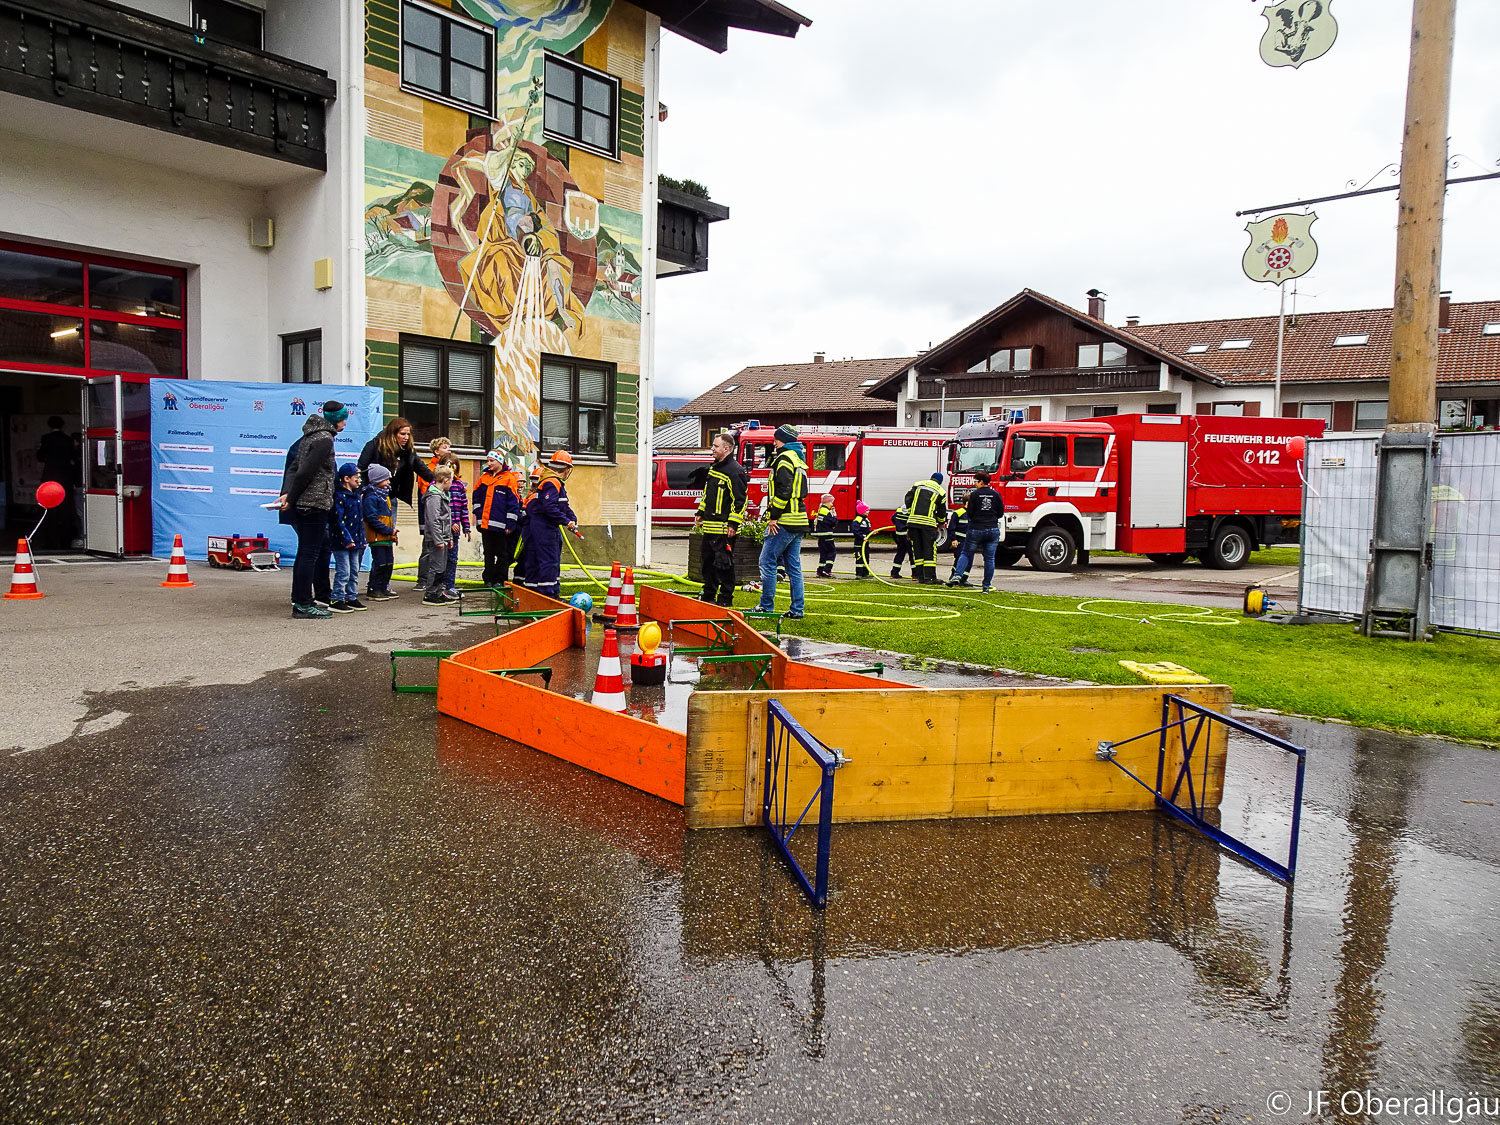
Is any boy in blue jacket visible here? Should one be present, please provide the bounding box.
[362,463,398,600]
[328,462,367,612]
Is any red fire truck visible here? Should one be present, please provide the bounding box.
[732,424,954,526]
[944,413,1324,570]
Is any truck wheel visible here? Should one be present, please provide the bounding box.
[995,549,1023,569]
[1205,525,1252,570]
[1027,526,1076,572]
[231,557,245,571]
[1146,553,1189,566]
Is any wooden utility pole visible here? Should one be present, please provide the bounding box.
[1386,0,1457,428]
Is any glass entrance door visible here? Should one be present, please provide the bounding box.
[84,375,123,556]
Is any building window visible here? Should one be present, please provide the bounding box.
[1064,404,1119,420]
[1481,322,1500,336]
[1332,333,1370,347]
[0,239,185,378]
[859,378,880,386]
[1220,338,1253,350]
[399,336,490,451]
[968,346,1033,374]
[1299,402,1334,426]
[920,410,962,428]
[282,331,321,384]
[1212,402,1245,417]
[1077,342,1126,368]
[543,53,619,158]
[192,0,263,50]
[1354,400,1387,430]
[1147,403,1176,414]
[721,384,740,393]
[401,1,494,116]
[780,381,798,390]
[1186,344,1209,354]
[541,355,615,459]
[759,382,778,391]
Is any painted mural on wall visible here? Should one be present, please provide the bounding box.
[364,0,644,469]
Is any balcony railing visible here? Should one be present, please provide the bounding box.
[657,184,729,276]
[0,0,335,170]
[918,365,1161,399]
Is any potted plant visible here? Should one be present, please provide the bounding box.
[687,514,766,586]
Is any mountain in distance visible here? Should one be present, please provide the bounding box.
[653,395,691,412]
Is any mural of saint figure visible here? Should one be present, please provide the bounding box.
[449,144,586,336]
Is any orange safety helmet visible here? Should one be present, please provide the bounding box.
[548,449,574,467]
[528,463,542,478]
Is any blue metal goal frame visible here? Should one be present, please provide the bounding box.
[762,699,843,907]
[1096,694,1308,884]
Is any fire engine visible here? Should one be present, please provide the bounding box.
[944,413,1324,570]
[729,422,954,526]
[206,533,281,570]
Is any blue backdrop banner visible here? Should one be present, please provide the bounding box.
[150,382,385,559]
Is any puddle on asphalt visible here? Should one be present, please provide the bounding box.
[4,621,1498,1123]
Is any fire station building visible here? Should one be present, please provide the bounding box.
[0,0,804,558]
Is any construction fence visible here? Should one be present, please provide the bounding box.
[1300,431,1500,636]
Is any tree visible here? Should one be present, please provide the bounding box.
[652,407,674,428]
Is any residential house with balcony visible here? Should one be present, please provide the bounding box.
[0,0,805,559]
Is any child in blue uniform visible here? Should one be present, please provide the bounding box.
[519,450,578,599]
[813,496,838,578]
[851,501,872,579]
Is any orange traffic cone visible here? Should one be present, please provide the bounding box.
[614,567,639,632]
[4,538,44,600]
[595,562,622,623]
[590,628,627,712]
[159,534,195,588]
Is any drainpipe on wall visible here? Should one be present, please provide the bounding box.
[635,15,662,567]
[343,0,367,386]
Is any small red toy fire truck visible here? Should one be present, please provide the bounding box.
[206,534,281,571]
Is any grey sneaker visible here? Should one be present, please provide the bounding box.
[292,603,330,619]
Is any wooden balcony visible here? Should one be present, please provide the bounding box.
[657,184,729,276]
[0,0,335,171]
[918,365,1161,399]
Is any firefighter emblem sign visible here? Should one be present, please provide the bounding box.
[1242,212,1319,284]
[1259,1,1338,69]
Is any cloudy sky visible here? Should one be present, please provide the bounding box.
[651,0,1500,400]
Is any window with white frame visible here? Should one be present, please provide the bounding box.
[400,2,494,116]
[543,53,619,157]
[1299,402,1334,426]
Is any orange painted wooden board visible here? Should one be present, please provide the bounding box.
[448,608,576,670]
[439,659,688,804]
[684,685,1232,828]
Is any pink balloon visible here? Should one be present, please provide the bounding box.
[36,481,66,509]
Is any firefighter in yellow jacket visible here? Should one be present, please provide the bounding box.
[754,425,809,618]
[904,471,948,585]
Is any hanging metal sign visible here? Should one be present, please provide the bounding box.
[1259,1,1338,69]
[1242,212,1319,283]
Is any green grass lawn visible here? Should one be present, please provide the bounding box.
[713,579,1499,744]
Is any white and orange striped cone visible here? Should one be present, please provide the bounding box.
[590,628,627,712]
[594,562,622,623]
[159,534,195,588]
[3,538,44,600]
[613,567,639,632]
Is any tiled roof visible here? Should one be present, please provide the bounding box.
[1128,300,1500,386]
[678,356,916,417]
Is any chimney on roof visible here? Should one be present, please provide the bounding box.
[1125,315,1140,328]
[1439,291,1452,332]
[1087,288,1108,322]
[813,352,825,363]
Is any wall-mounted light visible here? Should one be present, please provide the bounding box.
[50,326,79,339]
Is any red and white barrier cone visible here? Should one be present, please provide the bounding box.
[595,562,622,623]
[613,567,639,632]
[159,534,195,588]
[3,538,44,600]
[590,628,627,712]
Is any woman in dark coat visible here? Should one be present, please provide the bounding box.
[357,417,435,512]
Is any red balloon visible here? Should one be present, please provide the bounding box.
[36,481,66,509]
[1286,436,1307,460]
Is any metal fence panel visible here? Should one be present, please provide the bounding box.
[1430,431,1500,634]
[1300,437,1378,618]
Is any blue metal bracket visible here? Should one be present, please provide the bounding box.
[1096,695,1308,884]
[762,699,848,908]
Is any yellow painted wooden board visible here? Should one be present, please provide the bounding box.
[685,684,1232,829]
[1119,660,1211,685]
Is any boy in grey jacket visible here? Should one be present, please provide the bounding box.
[420,463,456,605]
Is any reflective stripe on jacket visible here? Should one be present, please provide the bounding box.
[905,479,947,528]
[696,456,748,535]
[765,446,809,528]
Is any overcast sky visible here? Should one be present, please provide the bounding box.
[652,0,1500,400]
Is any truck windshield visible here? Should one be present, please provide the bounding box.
[954,441,1001,473]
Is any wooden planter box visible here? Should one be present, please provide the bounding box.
[686,531,763,585]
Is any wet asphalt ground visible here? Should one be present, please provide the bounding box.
[2,565,1498,1123]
